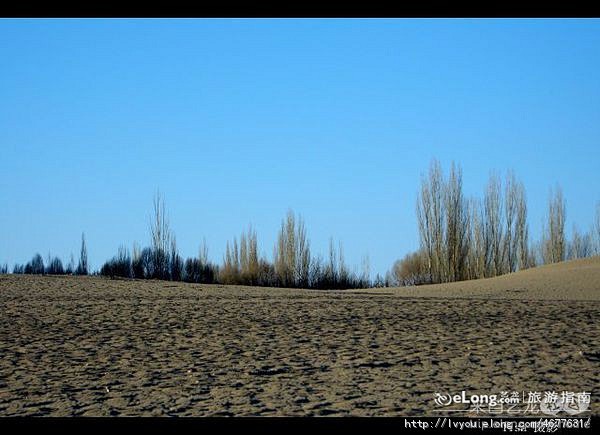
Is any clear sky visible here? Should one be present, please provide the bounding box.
[1,18,599,277]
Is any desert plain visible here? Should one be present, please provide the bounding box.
[0,257,598,416]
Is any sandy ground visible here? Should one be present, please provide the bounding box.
[0,257,598,416]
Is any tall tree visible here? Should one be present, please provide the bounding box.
[443,162,469,281]
[416,159,445,283]
[468,198,486,279]
[150,191,172,279]
[274,210,311,287]
[199,238,209,265]
[76,232,88,275]
[503,172,518,273]
[542,186,566,264]
[221,239,240,284]
[484,174,503,277]
[514,178,529,270]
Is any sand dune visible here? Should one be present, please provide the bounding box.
[0,259,598,416]
[364,256,600,300]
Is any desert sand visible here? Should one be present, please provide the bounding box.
[0,257,598,416]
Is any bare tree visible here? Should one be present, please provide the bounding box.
[221,238,240,284]
[232,238,239,278]
[274,210,311,287]
[542,186,566,264]
[568,224,592,260]
[327,237,338,285]
[243,226,260,284]
[45,256,65,275]
[416,159,445,283]
[336,240,349,286]
[484,173,504,277]
[503,172,518,273]
[416,160,473,283]
[528,243,539,269]
[183,238,217,284]
[132,242,144,278]
[25,253,45,275]
[275,211,296,287]
[468,198,486,279]
[296,217,311,287]
[503,172,529,272]
[309,237,354,289]
[150,191,173,279]
[100,245,132,278]
[76,232,88,275]
[240,231,248,278]
[360,254,371,286]
[230,226,261,285]
[66,253,75,275]
[514,178,530,270]
[416,172,433,283]
[443,162,470,282]
[169,236,183,281]
[199,238,209,265]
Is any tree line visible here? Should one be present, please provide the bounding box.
[3,161,599,289]
[8,233,89,277]
[96,193,372,289]
[391,159,600,286]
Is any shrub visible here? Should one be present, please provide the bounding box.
[391,250,429,286]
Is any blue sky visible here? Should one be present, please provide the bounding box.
[1,18,599,277]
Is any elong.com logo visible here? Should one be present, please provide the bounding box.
[434,391,515,408]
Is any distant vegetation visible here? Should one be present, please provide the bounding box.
[4,160,600,289]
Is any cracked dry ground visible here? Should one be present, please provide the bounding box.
[0,276,598,416]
